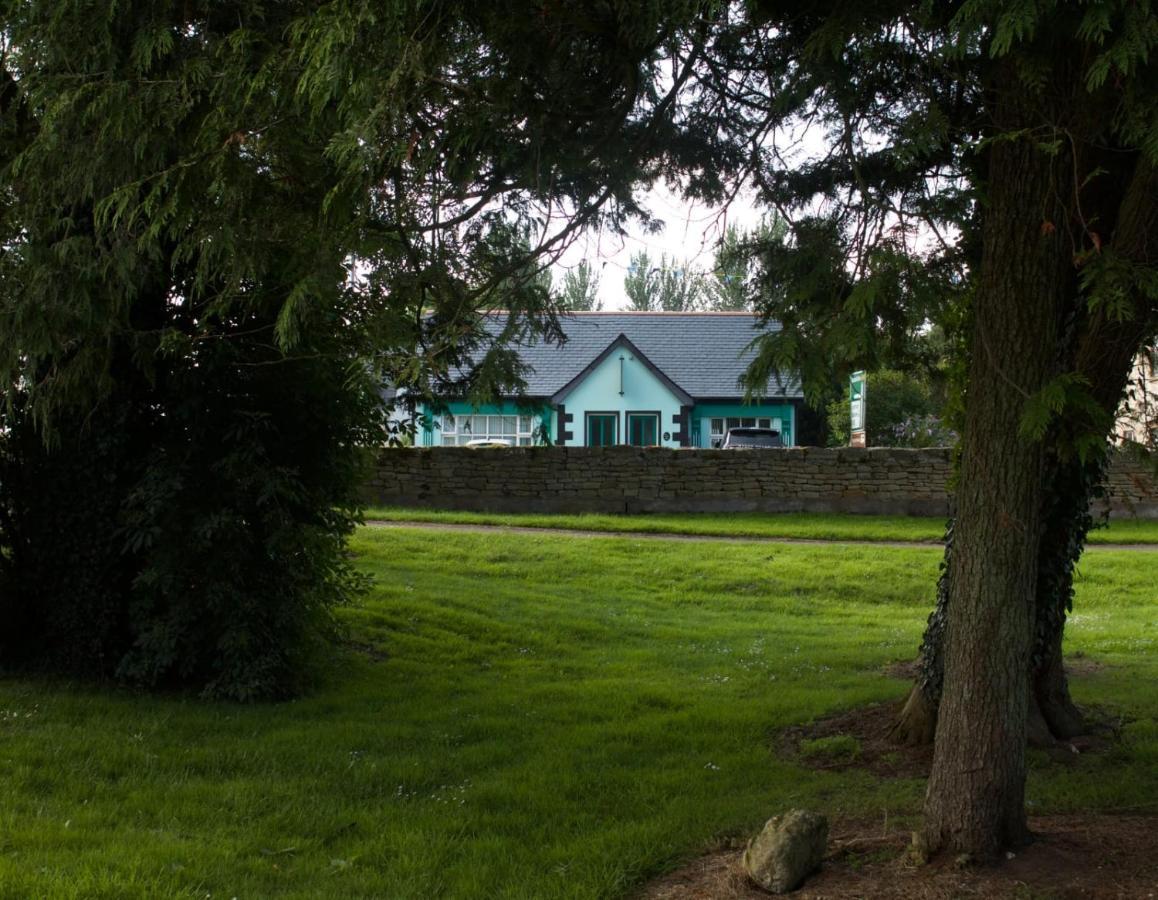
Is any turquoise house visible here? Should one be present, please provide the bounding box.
[419,312,803,448]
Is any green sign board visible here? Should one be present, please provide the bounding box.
[850,370,866,433]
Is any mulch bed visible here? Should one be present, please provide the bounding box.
[640,659,1152,899]
[776,698,934,779]
[639,815,1158,899]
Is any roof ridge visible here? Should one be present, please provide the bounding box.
[477,309,759,317]
[561,310,757,316]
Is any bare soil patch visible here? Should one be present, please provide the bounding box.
[779,658,1118,779]
[881,659,921,681]
[639,815,1158,899]
[777,700,934,779]
[777,697,1116,781]
[1064,653,1112,678]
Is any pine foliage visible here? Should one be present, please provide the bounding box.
[0,1,724,698]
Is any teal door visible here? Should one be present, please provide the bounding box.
[626,413,659,446]
[586,414,618,446]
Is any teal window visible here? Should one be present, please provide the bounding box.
[586,413,618,447]
[626,412,659,446]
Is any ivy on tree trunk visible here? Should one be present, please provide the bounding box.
[920,78,1071,855]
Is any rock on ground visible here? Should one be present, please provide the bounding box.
[742,809,828,893]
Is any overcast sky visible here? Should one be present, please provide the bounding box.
[552,182,766,310]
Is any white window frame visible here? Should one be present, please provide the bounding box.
[439,413,536,446]
[708,416,782,447]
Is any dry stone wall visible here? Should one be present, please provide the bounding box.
[1103,453,1158,518]
[365,446,1157,518]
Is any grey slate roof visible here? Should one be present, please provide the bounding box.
[480,312,802,400]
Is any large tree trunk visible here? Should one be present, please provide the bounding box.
[1034,156,1158,737]
[894,471,1094,750]
[896,156,1158,758]
[920,81,1070,858]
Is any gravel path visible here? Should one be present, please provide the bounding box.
[364,519,1158,551]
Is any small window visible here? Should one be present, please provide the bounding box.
[627,412,659,446]
[439,414,457,446]
[586,413,618,447]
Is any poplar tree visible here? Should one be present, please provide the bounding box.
[558,260,603,312]
[706,220,787,311]
[623,250,706,311]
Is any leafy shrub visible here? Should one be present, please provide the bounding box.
[0,326,377,701]
[0,398,143,680]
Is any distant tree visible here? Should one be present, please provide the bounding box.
[623,250,705,311]
[706,219,787,311]
[623,250,656,310]
[558,260,602,311]
[707,226,750,310]
[652,258,706,311]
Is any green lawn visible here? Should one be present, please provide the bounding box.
[363,506,1158,545]
[1,528,1155,898]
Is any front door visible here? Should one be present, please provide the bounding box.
[626,412,659,446]
[586,413,618,446]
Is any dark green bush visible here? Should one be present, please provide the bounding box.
[0,326,376,701]
[0,398,143,679]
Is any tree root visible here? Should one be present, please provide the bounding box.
[891,669,1090,749]
[889,684,937,747]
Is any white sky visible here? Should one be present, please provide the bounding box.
[552,182,766,310]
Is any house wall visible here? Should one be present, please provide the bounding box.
[365,446,1158,518]
[419,401,553,446]
[691,402,797,447]
[558,350,684,447]
[1114,350,1157,447]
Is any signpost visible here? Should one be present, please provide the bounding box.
[849,370,866,447]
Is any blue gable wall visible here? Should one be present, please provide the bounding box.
[557,346,683,447]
